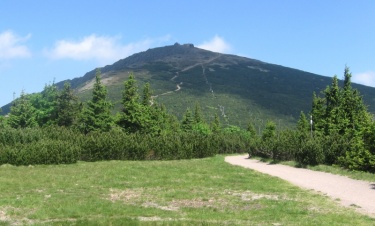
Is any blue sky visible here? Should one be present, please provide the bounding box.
[1,0,375,106]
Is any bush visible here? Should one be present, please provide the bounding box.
[295,137,324,166]
[0,126,255,166]
[0,139,81,165]
[337,136,375,173]
[322,132,350,165]
[272,130,298,161]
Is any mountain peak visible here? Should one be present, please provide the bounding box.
[173,42,195,48]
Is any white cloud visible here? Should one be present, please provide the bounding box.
[45,34,170,64]
[353,72,375,87]
[0,31,31,59]
[197,35,231,53]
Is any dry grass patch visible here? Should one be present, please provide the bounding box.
[107,188,144,203]
[225,189,291,201]
[0,206,36,225]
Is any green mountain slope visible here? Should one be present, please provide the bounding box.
[3,43,375,129]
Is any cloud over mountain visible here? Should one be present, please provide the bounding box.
[45,34,170,65]
[353,72,375,87]
[197,35,231,53]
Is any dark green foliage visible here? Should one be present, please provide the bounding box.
[262,121,277,140]
[0,140,80,165]
[308,67,375,171]
[311,92,326,134]
[274,129,298,161]
[32,82,59,126]
[251,121,278,159]
[0,126,82,165]
[295,136,324,166]
[181,108,194,131]
[78,69,113,134]
[0,125,254,166]
[246,66,375,171]
[247,121,257,138]
[192,122,212,135]
[194,102,203,124]
[297,111,310,139]
[211,113,221,133]
[142,82,152,106]
[8,91,37,129]
[80,130,247,161]
[2,65,375,174]
[117,73,148,133]
[56,82,81,127]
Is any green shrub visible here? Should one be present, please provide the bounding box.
[0,139,80,165]
[337,136,375,173]
[295,137,324,166]
[272,130,298,161]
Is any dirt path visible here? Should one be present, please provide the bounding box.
[150,54,221,104]
[225,155,375,217]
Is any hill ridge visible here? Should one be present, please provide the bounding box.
[2,43,375,128]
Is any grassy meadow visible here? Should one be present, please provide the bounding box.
[0,155,374,225]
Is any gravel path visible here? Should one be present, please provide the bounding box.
[225,155,375,217]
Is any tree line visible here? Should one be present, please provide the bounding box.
[249,67,375,172]
[0,69,253,165]
[0,67,374,172]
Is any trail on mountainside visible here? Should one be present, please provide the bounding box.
[150,54,221,105]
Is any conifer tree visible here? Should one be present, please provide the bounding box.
[247,121,257,137]
[262,121,276,141]
[34,82,58,126]
[340,66,370,134]
[79,69,113,133]
[56,82,81,127]
[309,67,375,170]
[181,108,194,131]
[8,91,37,128]
[117,73,147,133]
[311,92,325,133]
[297,111,309,140]
[142,82,152,106]
[324,75,342,134]
[194,102,203,124]
[211,113,221,133]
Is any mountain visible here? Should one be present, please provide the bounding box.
[3,43,375,129]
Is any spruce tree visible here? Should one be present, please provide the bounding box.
[340,66,370,134]
[56,82,81,127]
[34,82,58,126]
[297,111,310,140]
[181,108,194,131]
[142,82,152,106]
[309,67,375,170]
[247,121,257,137]
[262,121,276,141]
[78,69,113,133]
[324,75,342,134]
[117,73,147,133]
[194,102,203,124]
[211,113,221,133]
[311,92,325,133]
[8,91,37,128]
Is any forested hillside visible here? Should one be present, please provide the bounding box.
[0,66,375,172]
[2,43,375,129]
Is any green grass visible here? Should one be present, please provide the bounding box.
[0,156,373,225]
[279,160,375,182]
[254,156,375,182]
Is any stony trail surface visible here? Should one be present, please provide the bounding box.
[225,155,375,218]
